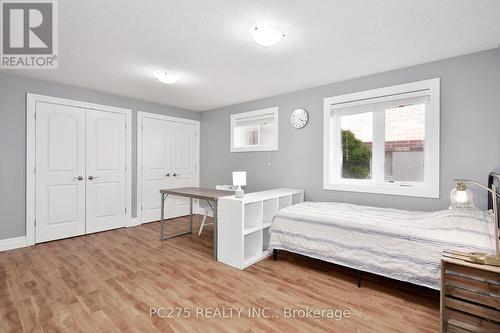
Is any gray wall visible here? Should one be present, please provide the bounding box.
[0,73,199,240]
[201,48,500,212]
[2,48,499,241]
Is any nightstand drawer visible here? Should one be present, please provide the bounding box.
[445,297,500,322]
[445,284,500,309]
[446,308,500,333]
[446,273,500,298]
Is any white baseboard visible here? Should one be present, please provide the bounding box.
[0,236,27,252]
[0,213,201,251]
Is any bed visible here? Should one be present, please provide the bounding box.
[269,201,497,289]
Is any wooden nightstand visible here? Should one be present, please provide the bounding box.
[441,255,500,332]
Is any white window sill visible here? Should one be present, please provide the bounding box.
[231,145,278,153]
[323,182,439,198]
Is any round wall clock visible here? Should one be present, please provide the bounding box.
[290,109,309,129]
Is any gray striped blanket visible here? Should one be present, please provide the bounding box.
[269,201,497,289]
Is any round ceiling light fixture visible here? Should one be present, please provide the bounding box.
[251,25,284,47]
[155,71,179,84]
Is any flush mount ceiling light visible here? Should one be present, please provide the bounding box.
[155,71,179,84]
[251,25,284,47]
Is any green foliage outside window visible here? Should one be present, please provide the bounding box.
[341,130,371,179]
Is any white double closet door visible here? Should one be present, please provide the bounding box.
[141,116,197,223]
[35,102,126,243]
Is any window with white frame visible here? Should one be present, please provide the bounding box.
[231,107,278,152]
[323,78,440,198]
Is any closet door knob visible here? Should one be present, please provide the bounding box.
[88,176,100,180]
[73,176,83,181]
[164,173,170,177]
[172,173,178,177]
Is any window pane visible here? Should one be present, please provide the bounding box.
[340,112,372,179]
[260,122,274,146]
[233,116,275,148]
[384,104,425,182]
[234,125,259,147]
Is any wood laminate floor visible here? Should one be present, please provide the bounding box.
[0,216,440,332]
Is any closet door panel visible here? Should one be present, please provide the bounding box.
[169,122,196,217]
[85,110,126,233]
[141,118,171,222]
[35,102,86,243]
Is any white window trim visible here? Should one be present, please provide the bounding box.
[323,78,440,198]
[230,106,279,152]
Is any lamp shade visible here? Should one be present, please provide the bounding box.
[232,171,246,186]
[449,181,475,209]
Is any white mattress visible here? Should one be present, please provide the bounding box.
[269,201,497,289]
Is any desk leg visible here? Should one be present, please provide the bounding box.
[213,200,218,260]
[189,197,193,233]
[160,193,168,240]
[160,193,194,240]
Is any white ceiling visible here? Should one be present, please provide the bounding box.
[2,0,500,111]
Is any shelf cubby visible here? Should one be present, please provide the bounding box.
[262,227,271,252]
[263,198,279,225]
[244,230,262,264]
[243,201,263,234]
[279,195,293,210]
[292,192,304,205]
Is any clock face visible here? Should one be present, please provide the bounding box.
[290,109,308,129]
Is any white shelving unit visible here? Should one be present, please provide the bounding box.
[217,188,304,269]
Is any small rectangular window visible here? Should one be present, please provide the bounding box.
[231,107,278,152]
[323,79,440,198]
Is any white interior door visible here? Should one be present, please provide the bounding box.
[140,116,198,223]
[141,117,170,222]
[85,110,126,233]
[35,102,86,243]
[169,122,196,217]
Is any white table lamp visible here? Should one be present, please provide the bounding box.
[449,179,500,266]
[232,171,246,198]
